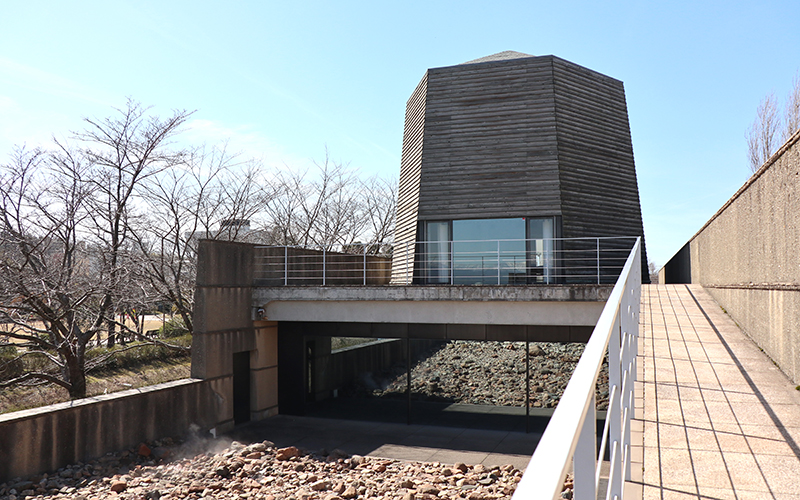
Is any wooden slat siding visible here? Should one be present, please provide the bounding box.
[551,57,650,281]
[416,56,563,221]
[391,73,428,284]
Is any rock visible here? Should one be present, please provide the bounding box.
[454,462,468,473]
[109,480,127,492]
[11,481,32,491]
[246,452,263,459]
[249,442,269,453]
[276,446,300,460]
[529,345,545,356]
[399,479,414,489]
[311,479,330,491]
[138,443,152,457]
[187,482,205,493]
[151,447,170,460]
[418,484,439,495]
[341,485,358,498]
[144,490,162,500]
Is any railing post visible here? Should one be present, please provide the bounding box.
[497,239,501,285]
[363,245,367,285]
[596,237,600,284]
[573,391,596,500]
[609,312,623,499]
[405,241,410,284]
[284,246,288,286]
[450,240,454,285]
[323,247,326,286]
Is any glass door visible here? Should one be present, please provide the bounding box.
[526,218,555,283]
[423,221,451,284]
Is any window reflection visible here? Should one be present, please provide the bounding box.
[421,217,555,284]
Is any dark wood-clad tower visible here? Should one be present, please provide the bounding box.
[391,51,649,284]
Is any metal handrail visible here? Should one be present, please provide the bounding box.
[511,237,641,500]
[254,236,638,286]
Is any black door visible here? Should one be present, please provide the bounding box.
[233,351,251,425]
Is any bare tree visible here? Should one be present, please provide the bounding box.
[746,92,781,173]
[264,149,395,252]
[79,99,192,347]
[0,101,193,399]
[785,72,800,142]
[0,146,135,399]
[130,145,271,333]
[361,175,396,253]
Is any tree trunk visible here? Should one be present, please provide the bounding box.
[106,318,116,348]
[65,352,87,400]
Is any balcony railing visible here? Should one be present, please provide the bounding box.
[512,237,641,500]
[254,236,638,286]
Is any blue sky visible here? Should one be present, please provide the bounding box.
[2,1,799,266]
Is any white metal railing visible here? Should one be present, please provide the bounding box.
[254,236,637,286]
[512,237,641,500]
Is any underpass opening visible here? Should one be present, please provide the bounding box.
[277,322,609,435]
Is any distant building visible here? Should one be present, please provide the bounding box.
[392,51,649,284]
[187,219,278,246]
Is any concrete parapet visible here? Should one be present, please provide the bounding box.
[661,129,800,382]
[0,379,225,482]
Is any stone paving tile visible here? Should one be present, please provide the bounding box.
[634,285,800,499]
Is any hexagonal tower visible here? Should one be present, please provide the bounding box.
[391,51,649,284]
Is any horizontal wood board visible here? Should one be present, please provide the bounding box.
[416,56,563,221]
[393,54,649,282]
[551,57,649,278]
[391,73,427,283]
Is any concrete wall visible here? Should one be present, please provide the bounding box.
[0,379,226,482]
[193,240,278,425]
[661,129,800,382]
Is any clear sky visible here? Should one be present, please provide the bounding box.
[2,1,799,267]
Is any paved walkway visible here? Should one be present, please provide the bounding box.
[229,414,541,471]
[636,284,800,499]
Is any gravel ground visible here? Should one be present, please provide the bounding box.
[0,437,533,500]
[356,341,609,410]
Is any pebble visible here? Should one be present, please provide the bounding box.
[0,438,524,500]
[363,341,610,410]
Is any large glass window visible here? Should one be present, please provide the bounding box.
[422,217,555,285]
[453,218,525,284]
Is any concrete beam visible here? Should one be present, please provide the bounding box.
[263,299,604,326]
[254,285,611,304]
[255,285,609,326]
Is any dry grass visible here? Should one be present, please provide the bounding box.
[1,315,172,344]
[0,358,191,415]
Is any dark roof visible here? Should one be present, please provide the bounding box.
[461,51,535,65]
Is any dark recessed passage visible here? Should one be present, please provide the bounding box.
[233,351,251,425]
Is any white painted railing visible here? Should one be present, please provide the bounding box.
[512,237,641,500]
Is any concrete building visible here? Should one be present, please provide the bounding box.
[392,51,649,285]
[0,53,654,482]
